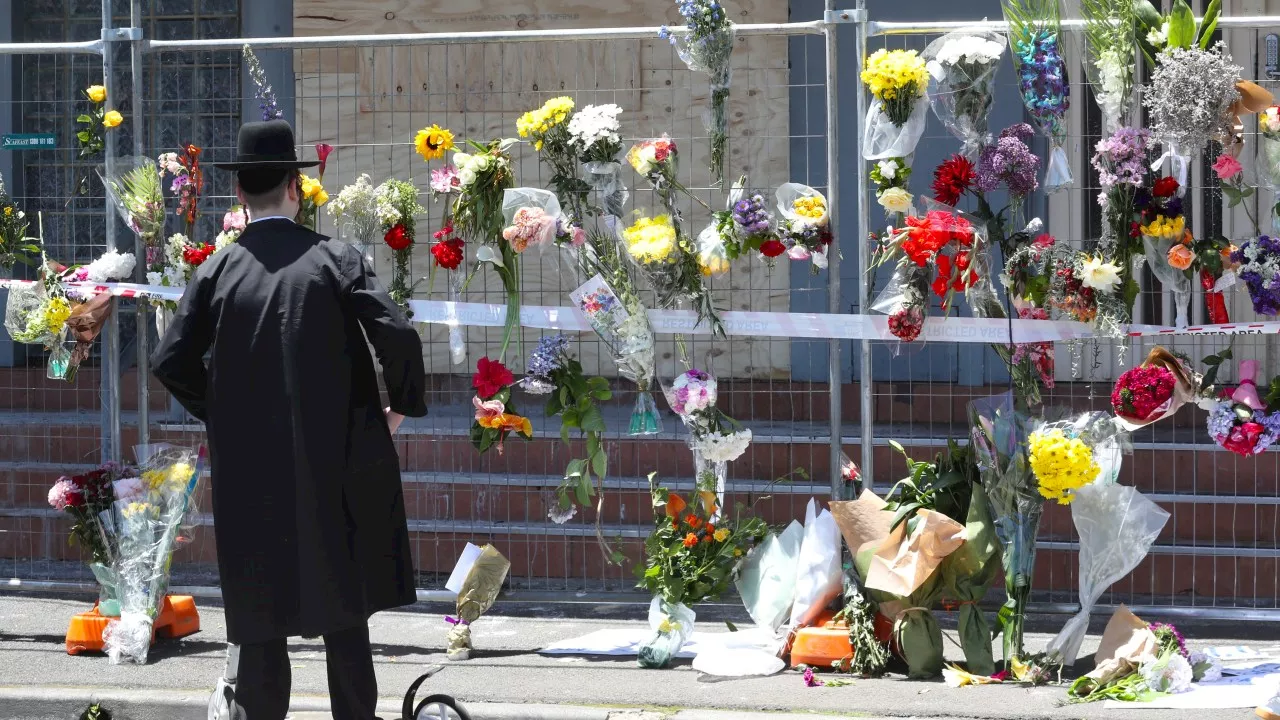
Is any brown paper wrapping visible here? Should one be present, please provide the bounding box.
[1227,80,1275,156]
[829,489,893,556]
[1115,347,1200,431]
[864,509,965,598]
[64,293,113,369]
[1085,605,1158,686]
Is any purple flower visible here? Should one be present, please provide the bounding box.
[170,174,191,194]
[732,194,772,236]
[1092,127,1151,190]
[1149,623,1189,658]
[1233,235,1280,317]
[976,124,1040,198]
[1015,30,1069,136]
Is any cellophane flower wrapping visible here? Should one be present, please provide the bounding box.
[1142,235,1192,328]
[100,156,165,255]
[638,596,696,668]
[871,262,929,348]
[1111,347,1199,430]
[775,183,832,272]
[1261,108,1280,230]
[569,272,658,436]
[1231,235,1280,317]
[327,174,382,265]
[1143,44,1241,187]
[581,161,630,219]
[923,30,1006,155]
[101,444,204,664]
[501,188,563,255]
[1046,482,1169,666]
[4,280,60,347]
[967,392,1039,664]
[1028,411,1130,506]
[662,369,752,514]
[860,49,931,160]
[1078,0,1136,135]
[1003,8,1071,192]
[670,18,734,185]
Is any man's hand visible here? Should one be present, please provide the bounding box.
[384,407,405,434]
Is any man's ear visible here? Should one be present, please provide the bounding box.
[287,175,301,202]
[234,183,246,206]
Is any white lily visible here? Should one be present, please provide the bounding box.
[476,245,504,268]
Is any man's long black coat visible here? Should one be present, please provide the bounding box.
[151,218,427,644]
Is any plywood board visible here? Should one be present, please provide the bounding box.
[292,0,797,378]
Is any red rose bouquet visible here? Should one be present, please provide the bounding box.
[375,179,425,314]
[1110,347,1198,430]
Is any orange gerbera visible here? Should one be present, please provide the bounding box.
[665,493,687,519]
[682,532,699,548]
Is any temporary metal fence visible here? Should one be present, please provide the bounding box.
[0,0,1277,620]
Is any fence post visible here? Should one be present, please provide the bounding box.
[853,0,874,488]
[131,0,149,451]
[100,0,121,463]
[825,0,844,501]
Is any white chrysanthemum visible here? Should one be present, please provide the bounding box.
[1188,650,1223,683]
[696,429,753,463]
[214,230,238,252]
[567,104,622,151]
[1140,654,1193,694]
[933,35,1004,67]
[84,249,136,282]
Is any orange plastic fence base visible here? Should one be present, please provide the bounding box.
[65,595,201,656]
[788,609,894,669]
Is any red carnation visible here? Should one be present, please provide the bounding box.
[433,223,455,241]
[182,244,215,267]
[473,357,514,399]
[431,238,465,270]
[1033,233,1055,250]
[932,154,976,207]
[759,238,786,258]
[1153,176,1179,198]
[384,224,412,251]
[1110,365,1177,421]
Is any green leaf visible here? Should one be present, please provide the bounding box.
[1168,0,1195,49]
[580,404,606,433]
[725,620,738,632]
[586,432,600,458]
[591,447,607,478]
[575,474,592,506]
[889,502,920,532]
[1198,0,1220,48]
[76,114,92,124]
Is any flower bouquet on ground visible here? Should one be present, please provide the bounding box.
[1206,359,1280,457]
[968,392,1038,667]
[100,444,204,664]
[470,357,532,456]
[1232,235,1280,317]
[659,0,734,186]
[570,270,660,436]
[635,473,767,668]
[444,543,509,661]
[1003,0,1072,192]
[923,29,1006,155]
[0,173,38,270]
[1079,0,1136,134]
[374,180,424,315]
[662,369,752,519]
[519,335,620,561]
[776,183,832,271]
[47,462,139,616]
[327,174,381,265]
[1111,347,1200,430]
[452,139,518,356]
[1068,608,1217,702]
[860,49,930,161]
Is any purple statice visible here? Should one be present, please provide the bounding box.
[1149,623,1189,658]
[1092,127,1151,190]
[1232,235,1280,317]
[1015,30,1069,137]
[976,124,1040,199]
[732,194,771,237]
[526,334,569,378]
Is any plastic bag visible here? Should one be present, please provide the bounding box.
[1046,482,1168,666]
[1002,12,1072,193]
[863,96,929,161]
[637,597,696,668]
[871,262,929,347]
[502,187,563,254]
[735,520,803,632]
[1142,235,1192,328]
[924,29,1006,155]
[102,444,204,664]
[582,160,629,218]
[789,498,842,628]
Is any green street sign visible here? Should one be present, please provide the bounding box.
[1,134,56,150]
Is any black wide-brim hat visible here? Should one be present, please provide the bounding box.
[213,119,320,171]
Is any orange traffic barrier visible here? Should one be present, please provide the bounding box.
[66,595,201,656]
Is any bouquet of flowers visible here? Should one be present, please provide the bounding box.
[663,369,753,520]
[1045,480,1168,667]
[443,543,509,661]
[871,158,914,228]
[570,269,660,436]
[4,255,77,378]
[375,179,425,315]
[1232,234,1280,316]
[635,474,767,668]
[1142,42,1240,187]
[700,177,778,270]
[66,248,136,286]
[327,174,381,264]
[1091,126,1150,313]
[502,188,569,254]
[860,49,931,161]
[1136,176,1194,327]
[871,204,982,344]
[99,444,204,664]
[1069,611,1211,702]
[1206,359,1280,457]
[452,139,518,356]
[157,145,204,234]
[470,357,532,456]
[976,124,1041,233]
[570,103,627,218]
[968,392,1038,665]
[297,172,329,233]
[776,183,833,271]
[923,29,1006,155]
[1028,412,1128,506]
[519,335,613,533]
[659,0,735,185]
[47,461,139,615]
[74,83,122,194]
[1079,0,1137,134]
[1003,0,1071,192]
[1260,106,1280,226]
[519,97,593,222]
[0,172,37,270]
[1111,347,1200,429]
[100,156,165,271]
[621,210,723,337]
[430,221,468,365]
[215,205,246,251]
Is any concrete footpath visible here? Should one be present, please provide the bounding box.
[0,594,1273,720]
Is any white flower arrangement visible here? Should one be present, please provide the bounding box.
[925,34,1004,79]
[328,174,382,246]
[1139,653,1193,694]
[82,249,136,282]
[567,103,623,154]
[695,429,753,463]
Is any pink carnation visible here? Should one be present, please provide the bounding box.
[430,165,461,194]
[47,478,82,511]
[1212,154,1243,181]
[223,207,247,232]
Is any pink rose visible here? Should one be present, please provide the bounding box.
[571,226,587,247]
[1212,154,1243,181]
[223,207,246,232]
[472,396,505,423]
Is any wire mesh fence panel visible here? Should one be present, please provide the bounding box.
[859,13,1279,616]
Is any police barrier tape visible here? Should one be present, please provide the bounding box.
[1,278,1239,343]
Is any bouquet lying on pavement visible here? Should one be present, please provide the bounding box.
[443,543,510,661]
[99,444,205,664]
[1068,607,1221,702]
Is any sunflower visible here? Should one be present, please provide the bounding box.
[415,124,455,161]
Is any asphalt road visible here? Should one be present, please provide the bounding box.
[0,594,1275,720]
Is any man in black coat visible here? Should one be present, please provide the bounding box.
[151,120,427,720]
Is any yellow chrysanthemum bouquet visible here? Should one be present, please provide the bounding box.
[861,49,931,160]
[1028,412,1128,505]
[620,210,720,339]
